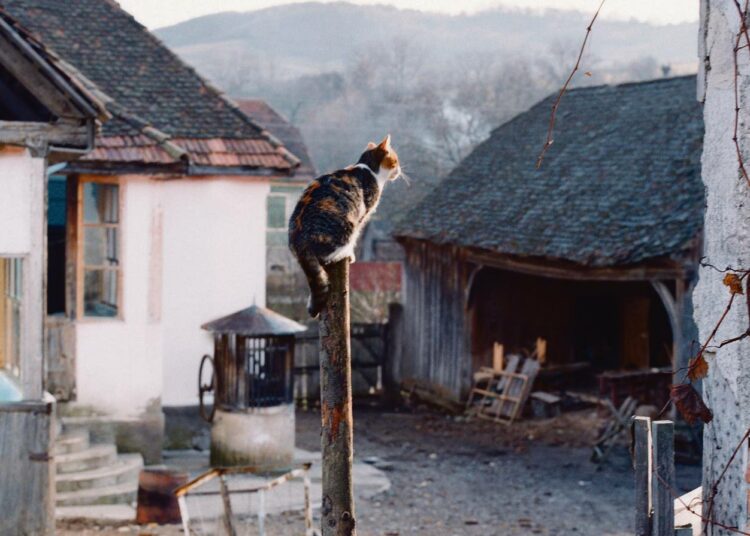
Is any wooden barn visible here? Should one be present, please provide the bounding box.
[393,76,704,400]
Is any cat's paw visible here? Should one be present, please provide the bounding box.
[306,295,319,318]
[348,253,356,264]
[307,287,330,318]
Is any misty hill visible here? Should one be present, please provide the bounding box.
[155,3,699,175]
[156,2,698,81]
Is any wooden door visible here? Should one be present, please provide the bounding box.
[620,296,650,369]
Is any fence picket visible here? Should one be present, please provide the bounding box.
[634,416,652,536]
[651,420,675,536]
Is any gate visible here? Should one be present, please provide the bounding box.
[293,322,388,404]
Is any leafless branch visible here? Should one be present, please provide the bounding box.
[733,0,750,187]
[535,0,606,169]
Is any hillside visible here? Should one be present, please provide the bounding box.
[155,3,699,174]
[156,2,697,80]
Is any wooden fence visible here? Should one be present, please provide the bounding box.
[293,322,388,404]
[633,417,694,536]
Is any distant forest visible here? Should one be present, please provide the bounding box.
[157,2,698,177]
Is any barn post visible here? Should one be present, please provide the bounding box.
[319,259,356,536]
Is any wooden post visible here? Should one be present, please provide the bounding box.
[303,469,313,534]
[633,416,651,536]
[218,475,237,536]
[651,420,675,536]
[319,259,356,536]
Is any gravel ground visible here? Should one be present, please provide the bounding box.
[58,406,701,535]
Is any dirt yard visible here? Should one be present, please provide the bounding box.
[58,406,701,535]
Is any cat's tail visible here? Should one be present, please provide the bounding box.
[298,249,329,318]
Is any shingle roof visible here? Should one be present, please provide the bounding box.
[2,0,296,171]
[395,75,705,267]
[237,99,316,178]
[0,5,108,121]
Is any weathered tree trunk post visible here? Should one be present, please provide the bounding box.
[319,259,356,536]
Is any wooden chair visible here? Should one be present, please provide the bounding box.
[465,342,541,425]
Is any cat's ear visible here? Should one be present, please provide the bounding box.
[378,134,392,151]
[367,142,376,149]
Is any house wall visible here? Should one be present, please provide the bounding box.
[75,175,269,410]
[0,147,46,398]
[400,240,471,399]
[266,183,307,320]
[74,175,163,422]
[160,177,269,407]
[695,1,750,531]
[0,147,54,535]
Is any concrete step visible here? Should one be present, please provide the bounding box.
[56,454,143,493]
[56,480,138,507]
[56,444,117,474]
[55,429,90,455]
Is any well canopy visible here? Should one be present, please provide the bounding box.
[201,305,307,337]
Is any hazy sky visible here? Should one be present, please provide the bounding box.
[118,0,699,30]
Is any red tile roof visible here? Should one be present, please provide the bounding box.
[83,134,291,170]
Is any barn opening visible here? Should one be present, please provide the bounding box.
[467,267,674,393]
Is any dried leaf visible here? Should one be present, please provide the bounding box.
[723,273,744,295]
[671,384,713,425]
[687,354,709,382]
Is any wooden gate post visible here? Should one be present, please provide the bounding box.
[651,420,675,536]
[633,416,651,536]
[319,259,356,536]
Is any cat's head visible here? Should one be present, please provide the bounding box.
[359,135,401,182]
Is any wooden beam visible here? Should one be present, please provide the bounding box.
[651,420,675,536]
[0,31,86,119]
[0,120,88,148]
[651,280,683,375]
[633,416,651,536]
[464,248,686,282]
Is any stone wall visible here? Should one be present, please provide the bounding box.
[696,1,750,532]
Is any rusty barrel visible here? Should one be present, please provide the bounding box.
[135,467,188,525]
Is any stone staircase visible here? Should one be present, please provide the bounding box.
[55,428,143,507]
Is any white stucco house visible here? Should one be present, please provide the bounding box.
[3,0,301,463]
[0,5,108,532]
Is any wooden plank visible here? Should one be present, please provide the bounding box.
[0,30,84,119]
[0,259,6,369]
[492,343,504,372]
[633,416,651,536]
[218,475,237,536]
[651,420,675,536]
[22,156,45,399]
[0,401,55,535]
[0,120,88,147]
[464,246,686,282]
[509,358,540,421]
[44,316,76,400]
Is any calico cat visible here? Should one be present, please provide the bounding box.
[289,135,401,317]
